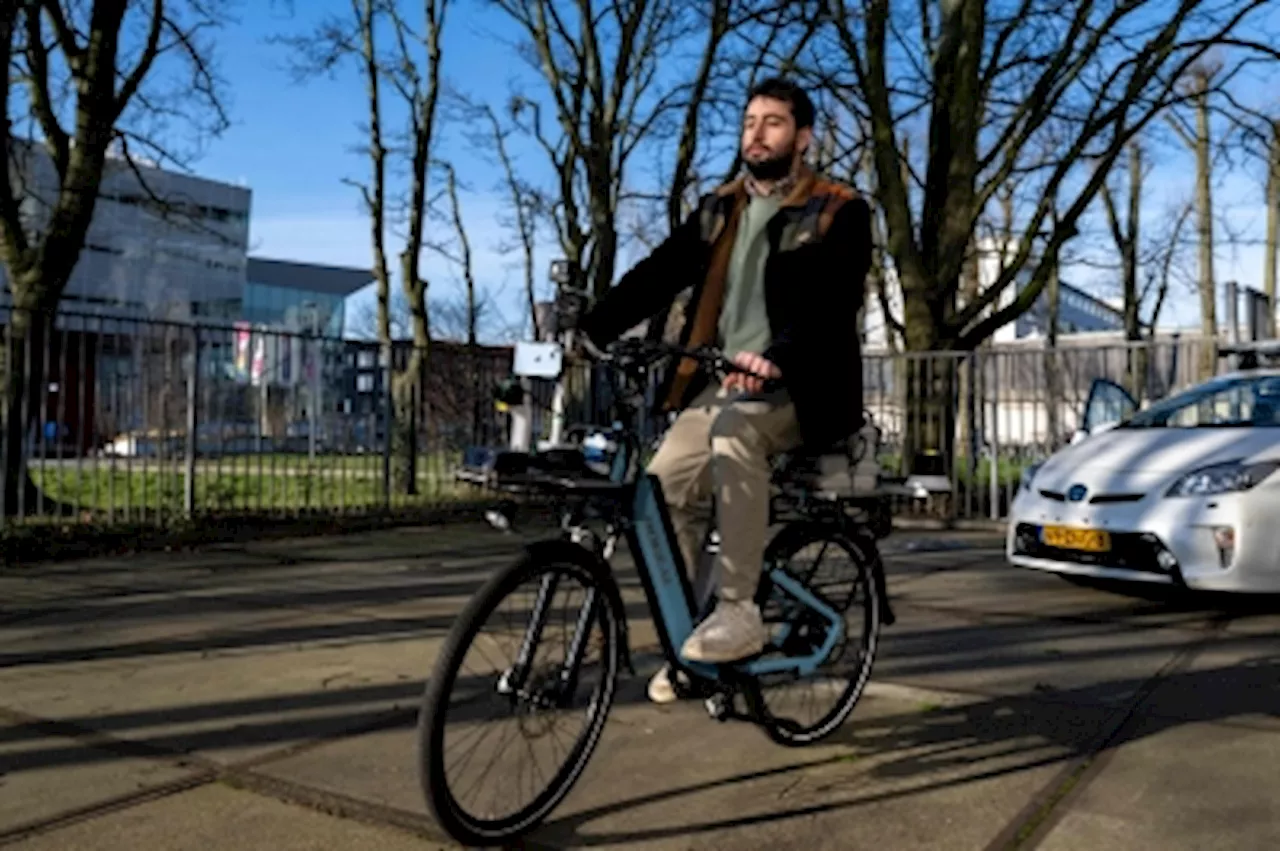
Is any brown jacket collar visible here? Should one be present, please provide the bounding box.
[716,164,820,209]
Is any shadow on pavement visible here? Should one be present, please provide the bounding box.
[4,526,1280,847]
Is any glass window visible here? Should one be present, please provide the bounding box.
[356,373,374,393]
[1125,375,1280,429]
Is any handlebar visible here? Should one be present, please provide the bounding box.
[586,337,768,383]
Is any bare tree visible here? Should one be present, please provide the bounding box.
[1,0,230,516]
[819,0,1280,477]
[466,100,542,340]
[666,0,731,233]
[280,0,395,347]
[823,0,1278,350]
[429,161,478,347]
[1144,199,1196,337]
[1266,118,1280,334]
[1167,60,1223,378]
[1101,142,1149,395]
[286,0,450,493]
[385,0,449,359]
[496,0,697,299]
[351,285,488,344]
[359,0,394,349]
[351,289,413,341]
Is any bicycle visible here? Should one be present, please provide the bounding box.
[417,337,896,847]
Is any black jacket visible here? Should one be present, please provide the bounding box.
[578,167,872,451]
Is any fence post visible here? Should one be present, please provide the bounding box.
[965,352,979,520]
[986,351,1000,522]
[309,331,319,466]
[184,325,199,518]
[0,308,10,529]
[381,341,392,512]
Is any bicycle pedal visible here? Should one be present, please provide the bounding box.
[704,694,731,722]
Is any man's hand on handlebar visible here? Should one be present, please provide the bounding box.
[723,352,781,394]
[567,336,782,394]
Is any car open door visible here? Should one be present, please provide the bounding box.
[1077,378,1138,441]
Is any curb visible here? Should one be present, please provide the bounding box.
[893,517,1007,534]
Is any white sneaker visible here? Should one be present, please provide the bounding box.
[681,600,768,663]
[646,665,689,704]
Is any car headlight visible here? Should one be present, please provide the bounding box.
[1019,462,1043,493]
[1165,460,1280,498]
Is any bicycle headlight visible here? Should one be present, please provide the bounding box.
[1165,460,1280,498]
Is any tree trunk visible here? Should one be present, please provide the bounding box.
[1194,81,1217,379]
[2,308,46,516]
[900,276,956,483]
[586,167,618,300]
[1123,145,1146,399]
[1045,229,1063,447]
[1266,118,1280,337]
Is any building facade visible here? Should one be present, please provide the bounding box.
[2,139,252,320]
[0,142,380,455]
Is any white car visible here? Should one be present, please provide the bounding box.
[1007,366,1280,592]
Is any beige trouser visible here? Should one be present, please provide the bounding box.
[647,385,802,603]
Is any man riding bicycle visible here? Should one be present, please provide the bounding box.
[576,77,873,704]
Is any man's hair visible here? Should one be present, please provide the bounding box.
[746,77,815,129]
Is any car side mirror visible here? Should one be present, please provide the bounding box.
[1072,421,1119,446]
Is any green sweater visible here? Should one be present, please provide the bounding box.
[719,194,781,360]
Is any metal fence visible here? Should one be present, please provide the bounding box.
[0,305,1221,535]
[862,336,1213,521]
[0,306,513,532]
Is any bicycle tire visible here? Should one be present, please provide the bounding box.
[417,543,620,846]
[749,520,882,746]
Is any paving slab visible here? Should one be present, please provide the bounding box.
[6,527,1275,851]
[1133,634,1280,731]
[888,555,1226,634]
[1036,715,1280,851]
[4,783,451,851]
[256,670,1114,851]
[0,718,203,838]
[871,604,1189,709]
[0,609,443,767]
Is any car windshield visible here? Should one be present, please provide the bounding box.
[1124,374,1280,428]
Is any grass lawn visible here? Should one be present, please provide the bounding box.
[876,453,1035,489]
[25,453,477,517]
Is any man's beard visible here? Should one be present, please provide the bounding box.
[744,145,796,181]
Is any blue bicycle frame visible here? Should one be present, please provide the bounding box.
[609,421,845,682]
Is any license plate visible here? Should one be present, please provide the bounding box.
[1042,526,1111,553]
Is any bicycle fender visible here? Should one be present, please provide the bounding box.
[521,539,636,676]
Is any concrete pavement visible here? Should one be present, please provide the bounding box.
[2,522,1279,849]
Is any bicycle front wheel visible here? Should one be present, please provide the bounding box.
[750,520,882,746]
[418,543,620,846]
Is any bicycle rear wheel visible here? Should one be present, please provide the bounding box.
[418,543,620,846]
[750,520,882,746]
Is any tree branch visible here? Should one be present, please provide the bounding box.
[0,4,31,271]
[22,6,70,179]
[114,0,166,121]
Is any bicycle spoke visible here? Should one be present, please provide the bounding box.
[754,529,880,742]
[427,560,614,833]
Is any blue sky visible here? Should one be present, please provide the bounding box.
[194,1,571,341]
[188,1,1277,340]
